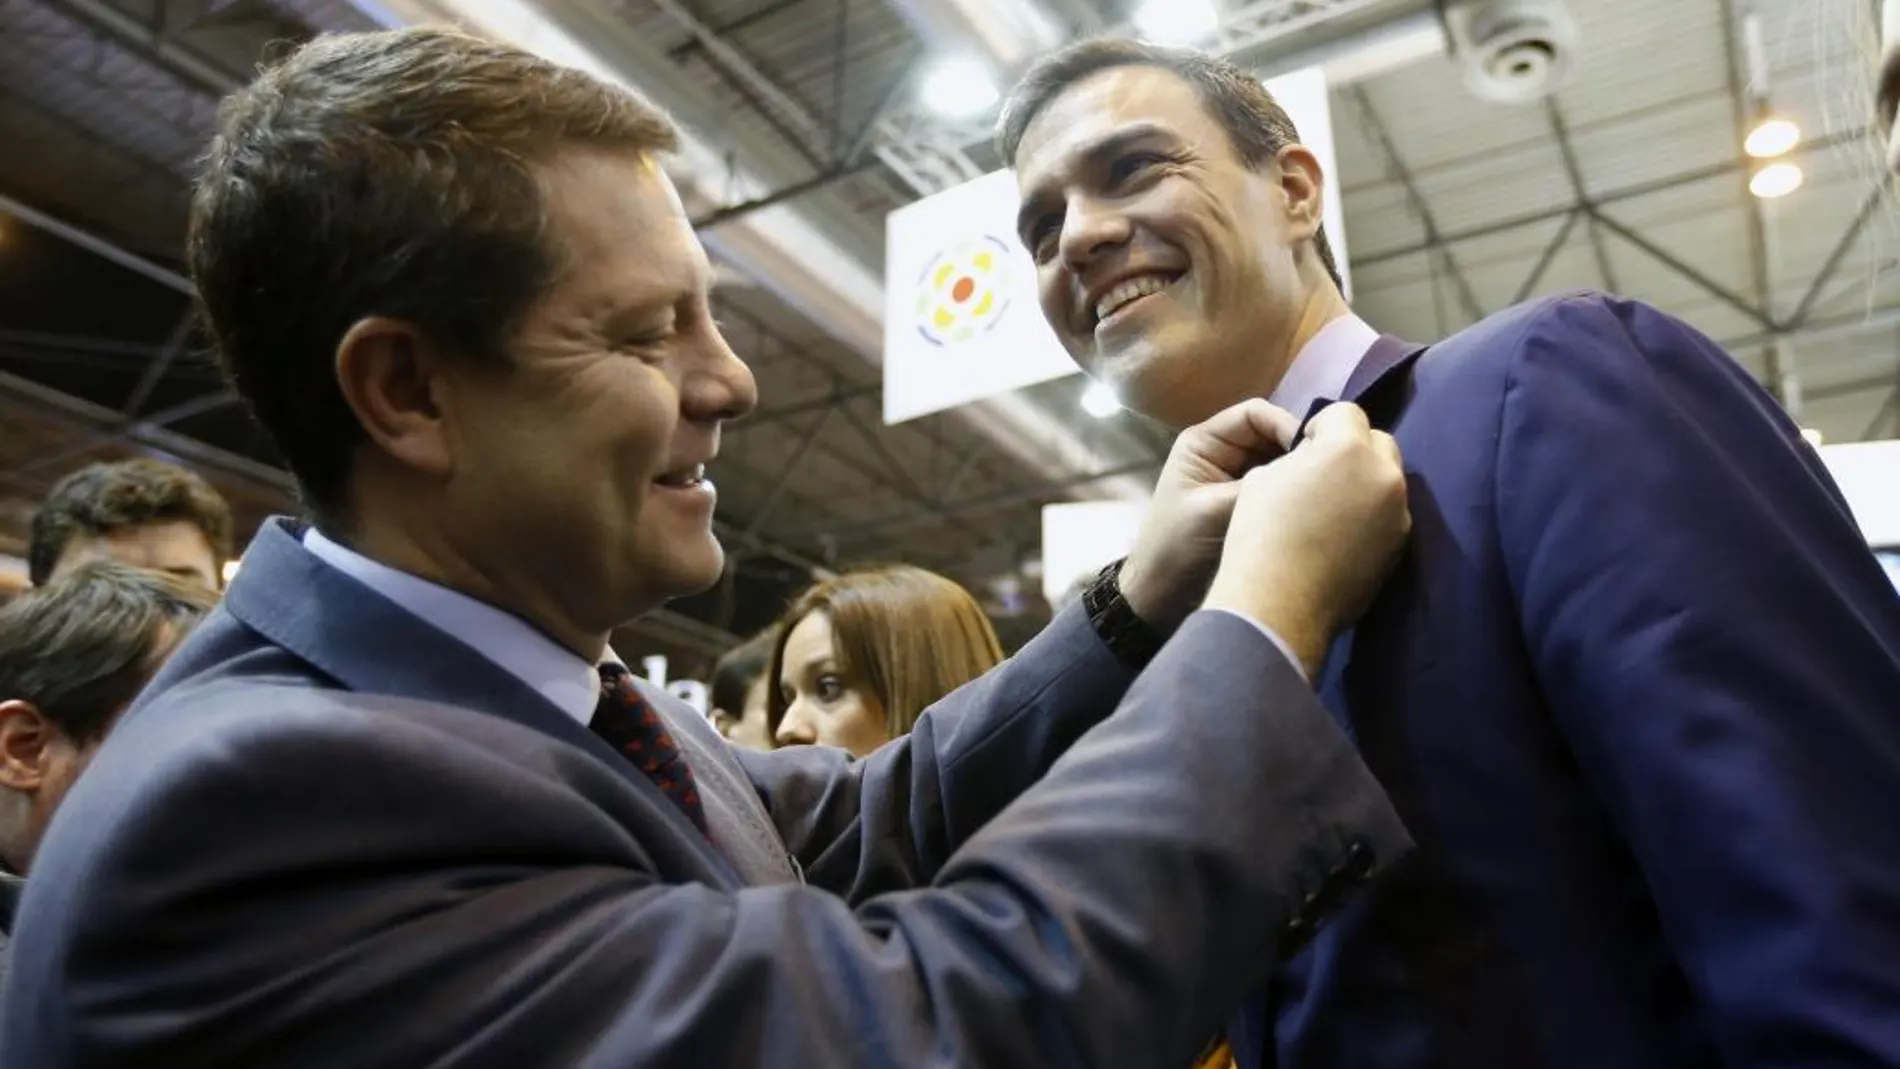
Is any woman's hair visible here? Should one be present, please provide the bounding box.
[767,565,1005,741]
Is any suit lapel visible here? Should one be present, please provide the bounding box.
[224,519,737,881]
[1297,334,1430,437]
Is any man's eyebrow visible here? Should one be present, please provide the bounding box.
[1015,123,1179,241]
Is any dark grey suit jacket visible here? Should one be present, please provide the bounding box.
[0,519,1408,1068]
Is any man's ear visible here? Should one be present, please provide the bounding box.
[1275,144,1327,243]
[334,317,456,480]
[0,700,55,792]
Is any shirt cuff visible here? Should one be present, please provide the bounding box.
[1207,609,1313,686]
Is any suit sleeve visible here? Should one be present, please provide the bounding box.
[1496,294,1900,1066]
[15,613,1408,1069]
[735,602,1144,900]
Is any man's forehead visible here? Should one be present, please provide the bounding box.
[1016,65,1211,173]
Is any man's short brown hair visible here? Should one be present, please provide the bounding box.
[28,459,234,586]
[997,37,1343,293]
[188,27,680,519]
[0,562,216,744]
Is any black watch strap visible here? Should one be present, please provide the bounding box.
[1083,559,1166,669]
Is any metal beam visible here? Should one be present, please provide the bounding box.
[1511,210,1581,306]
[45,0,244,96]
[1789,176,1892,327]
[1353,127,1869,267]
[0,389,239,490]
[0,191,193,297]
[782,458,1160,544]
[735,383,883,431]
[1587,207,1777,333]
[1543,101,1621,294]
[690,156,888,230]
[124,312,198,417]
[1348,84,1483,323]
[741,407,833,538]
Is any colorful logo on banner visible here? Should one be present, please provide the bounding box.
[913,235,1013,346]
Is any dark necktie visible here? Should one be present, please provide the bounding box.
[592,663,709,836]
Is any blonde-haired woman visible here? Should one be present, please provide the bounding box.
[769,565,1003,756]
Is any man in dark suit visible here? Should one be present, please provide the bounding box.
[1003,39,1900,1069]
[0,563,216,987]
[1,28,1422,1068]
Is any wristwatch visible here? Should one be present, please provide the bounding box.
[1082,559,1166,669]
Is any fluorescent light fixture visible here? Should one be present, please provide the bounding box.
[1743,117,1801,158]
[1749,161,1804,199]
[1133,0,1219,45]
[1081,381,1123,418]
[920,58,999,120]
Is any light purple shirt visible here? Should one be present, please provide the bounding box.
[1269,313,1381,418]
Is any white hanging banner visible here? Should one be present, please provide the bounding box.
[881,67,1345,424]
[882,169,1073,424]
[1041,499,1149,607]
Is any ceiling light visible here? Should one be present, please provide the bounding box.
[1800,427,1825,448]
[1743,117,1801,158]
[1749,161,1804,199]
[920,58,999,120]
[1133,0,1219,45]
[1080,381,1123,418]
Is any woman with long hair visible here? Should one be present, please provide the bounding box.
[768,565,1004,756]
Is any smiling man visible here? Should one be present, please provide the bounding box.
[1003,38,1900,1069]
[0,28,1423,1069]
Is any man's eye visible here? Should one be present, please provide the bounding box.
[1110,153,1164,185]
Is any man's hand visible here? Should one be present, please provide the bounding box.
[1204,403,1411,679]
[1119,399,1303,632]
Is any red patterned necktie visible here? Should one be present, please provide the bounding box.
[592,663,709,836]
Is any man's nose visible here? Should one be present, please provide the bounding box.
[1058,197,1132,274]
[683,326,758,424]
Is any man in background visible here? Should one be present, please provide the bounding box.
[708,627,774,750]
[0,562,216,985]
[29,459,233,592]
[1002,38,1900,1069]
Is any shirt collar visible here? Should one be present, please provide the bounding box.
[301,528,600,724]
[1268,313,1381,418]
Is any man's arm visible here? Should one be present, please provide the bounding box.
[739,397,1333,901]
[736,599,1134,899]
[15,617,1405,1069]
[1497,294,1900,1065]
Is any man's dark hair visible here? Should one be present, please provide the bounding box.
[710,628,776,716]
[28,459,234,586]
[188,27,681,522]
[997,37,1344,293]
[0,562,216,744]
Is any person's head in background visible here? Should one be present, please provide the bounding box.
[0,563,217,874]
[769,566,1005,756]
[188,28,756,656]
[28,459,233,593]
[709,628,775,750]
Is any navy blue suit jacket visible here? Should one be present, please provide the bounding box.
[1,520,1408,1068]
[1236,292,1900,1069]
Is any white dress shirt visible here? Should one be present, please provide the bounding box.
[302,528,600,725]
[1269,313,1381,418]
